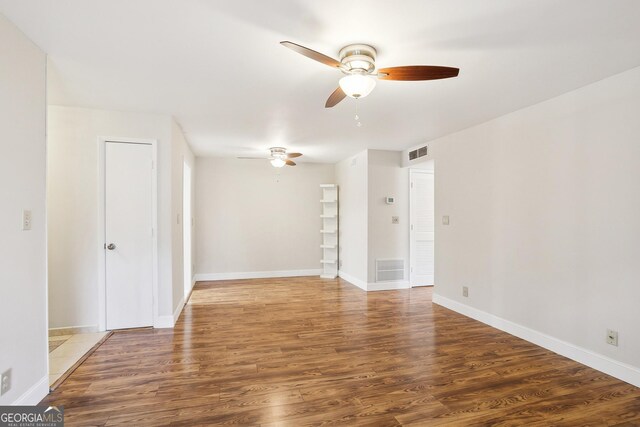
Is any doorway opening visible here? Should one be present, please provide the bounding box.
[409,163,435,287]
[47,136,158,389]
[183,160,193,301]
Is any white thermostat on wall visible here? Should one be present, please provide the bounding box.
[385,196,395,205]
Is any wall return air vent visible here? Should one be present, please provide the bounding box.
[408,145,428,161]
[376,259,405,282]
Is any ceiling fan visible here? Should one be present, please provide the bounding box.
[281,41,460,107]
[238,147,302,168]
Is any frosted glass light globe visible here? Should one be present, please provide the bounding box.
[270,158,286,168]
[339,73,376,99]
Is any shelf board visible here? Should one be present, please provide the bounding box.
[321,185,338,273]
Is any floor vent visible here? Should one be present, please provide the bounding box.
[376,259,405,282]
[409,145,428,161]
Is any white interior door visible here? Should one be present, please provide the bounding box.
[183,161,192,300]
[410,169,435,286]
[105,141,153,330]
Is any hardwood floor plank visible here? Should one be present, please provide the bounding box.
[41,277,640,425]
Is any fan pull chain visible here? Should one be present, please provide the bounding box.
[355,99,362,127]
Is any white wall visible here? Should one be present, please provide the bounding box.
[336,150,411,289]
[0,13,48,404]
[367,150,409,284]
[47,106,179,328]
[407,66,640,383]
[171,119,195,310]
[335,151,369,286]
[195,158,334,278]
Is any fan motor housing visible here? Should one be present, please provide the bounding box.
[269,147,287,159]
[339,44,377,73]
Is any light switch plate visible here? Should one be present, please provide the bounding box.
[1,368,11,396]
[22,209,32,230]
[442,215,450,226]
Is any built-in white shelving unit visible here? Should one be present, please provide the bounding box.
[320,184,338,279]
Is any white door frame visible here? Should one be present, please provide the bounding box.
[182,158,193,301]
[97,136,158,331]
[409,168,435,286]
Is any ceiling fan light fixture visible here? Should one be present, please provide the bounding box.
[280,41,459,108]
[339,73,376,99]
[270,158,286,168]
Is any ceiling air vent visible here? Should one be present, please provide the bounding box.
[408,145,428,161]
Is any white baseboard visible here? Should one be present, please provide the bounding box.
[432,293,640,388]
[154,297,185,329]
[13,375,49,405]
[174,296,185,323]
[338,271,367,290]
[194,269,321,282]
[154,315,174,329]
[367,281,411,291]
[338,272,410,292]
[48,325,98,335]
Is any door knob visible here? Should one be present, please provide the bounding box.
[107,243,116,250]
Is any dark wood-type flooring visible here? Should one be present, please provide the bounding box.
[42,277,640,426]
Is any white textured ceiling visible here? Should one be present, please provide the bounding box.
[1,0,640,162]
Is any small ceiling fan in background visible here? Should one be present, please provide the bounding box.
[281,41,460,107]
[238,147,302,167]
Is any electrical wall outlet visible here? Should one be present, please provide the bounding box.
[1,368,11,396]
[391,216,399,224]
[462,286,469,297]
[442,215,450,225]
[606,329,618,346]
[22,209,32,230]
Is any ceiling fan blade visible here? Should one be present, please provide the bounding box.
[378,66,459,81]
[285,159,296,166]
[325,86,347,108]
[280,41,342,68]
[287,152,302,158]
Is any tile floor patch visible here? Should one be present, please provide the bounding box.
[48,331,108,385]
